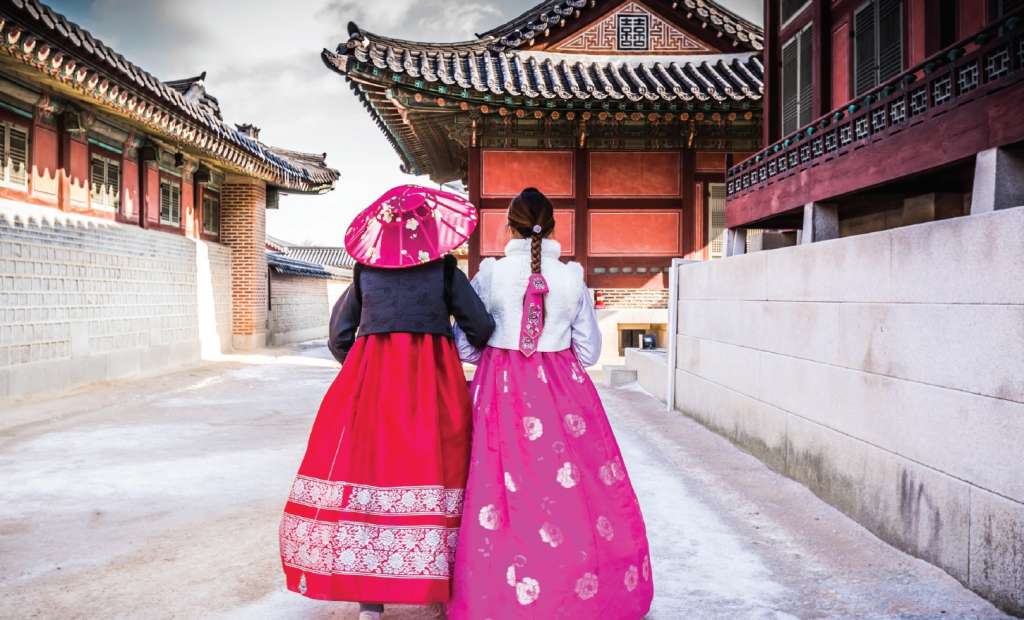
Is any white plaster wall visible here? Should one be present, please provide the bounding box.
[670,207,1024,615]
[0,201,233,401]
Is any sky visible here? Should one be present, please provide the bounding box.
[50,0,762,245]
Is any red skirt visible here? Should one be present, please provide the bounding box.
[279,333,472,603]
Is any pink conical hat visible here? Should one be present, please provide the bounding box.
[345,185,478,269]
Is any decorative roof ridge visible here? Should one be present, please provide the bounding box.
[0,0,339,193]
[477,0,762,52]
[517,49,758,65]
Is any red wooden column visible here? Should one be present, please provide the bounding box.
[467,145,482,276]
[573,147,588,281]
[763,0,781,147]
[680,149,698,259]
[812,0,832,118]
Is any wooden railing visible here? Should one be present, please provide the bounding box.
[727,9,1024,198]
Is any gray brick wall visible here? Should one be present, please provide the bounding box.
[268,274,349,346]
[0,201,233,401]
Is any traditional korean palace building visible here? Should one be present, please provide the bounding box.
[725,0,1024,246]
[324,0,765,355]
[0,0,338,400]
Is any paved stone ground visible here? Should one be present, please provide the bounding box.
[0,342,1011,620]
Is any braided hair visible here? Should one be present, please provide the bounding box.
[507,187,555,275]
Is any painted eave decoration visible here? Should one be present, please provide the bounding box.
[322,0,764,183]
[0,0,340,194]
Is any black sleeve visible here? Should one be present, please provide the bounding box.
[328,269,362,364]
[447,257,495,349]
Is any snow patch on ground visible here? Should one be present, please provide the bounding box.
[617,425,789,619]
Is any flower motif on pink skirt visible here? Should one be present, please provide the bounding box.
[642,554,651,582]
[596,515,614,541]
[563,413,587,438]
[522,416,543,441]
[516,576,541,605]
[610,458,626,481]
[539,522,564,548]
[624,565,639,592]
[556,461,580,489]
[504,471,517,493]
[598,464,615,486]
[575,572,599,600]
[478,504,500,530]
[506,565,517,587]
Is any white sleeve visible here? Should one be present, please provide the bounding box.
[569,271,601,367]
[453,259,493,364]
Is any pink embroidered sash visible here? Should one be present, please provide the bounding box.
[519,273,549,356]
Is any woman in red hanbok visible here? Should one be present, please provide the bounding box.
[278,186,494,620]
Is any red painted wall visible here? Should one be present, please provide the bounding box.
[144,164,160,225]
[589,151,680,197]
[66,136,89,211]
[121,157,139,223]
[480,150,574,198]
[589,210,682,256]
[479,208,575,255]
[831,18,851,109]
[959,0,986,39]
[30,118,59,204]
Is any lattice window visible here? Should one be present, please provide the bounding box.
[825,131,838,152]
[159,179,181,226]
[778,154,788,172]
[958,61,979,94]
[759,165,767,181]
[90,152,121,210]
[812,137,824,157]
[909,88,928,116]
[727,181,735,194]
[707,183,727,259]
[0,121,29,189]
[985,48,1010,81]
[800,144,812,162]
[202,192,220,235]
[889,98,907,124]
[768,159,778,176]
[855,116,870,139]
[839,124,853,146]
[789,151,800,167]
[933,75,953,105]
[871,108,887,131]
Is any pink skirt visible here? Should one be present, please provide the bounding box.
[448,347,653,619]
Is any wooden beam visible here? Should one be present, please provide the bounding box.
[763,0,781,147]
[468,145,482,276]
[574,147,589,282]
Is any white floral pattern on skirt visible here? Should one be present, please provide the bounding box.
[288,476,463,516]
[279,513,458,579]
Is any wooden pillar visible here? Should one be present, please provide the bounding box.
[812,0,832,118]
[763,0,781,147]
[680,149,696,257]
[693,180,706,260]
[573,147,588,281]
[467,145,482,276]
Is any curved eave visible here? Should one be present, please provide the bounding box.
[322,47,422,178]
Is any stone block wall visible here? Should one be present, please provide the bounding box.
[669,207,1024,615]
[0,200,233,401]
[268,275,349,346]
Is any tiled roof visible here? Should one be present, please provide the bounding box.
[284,246,357,269]
[267,252,333,279]
[163,71,222,120]
[332,29,763,103]
[0,0,339,194]
[480,0,762,52]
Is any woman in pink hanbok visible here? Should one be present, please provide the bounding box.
[448,188,653,619]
